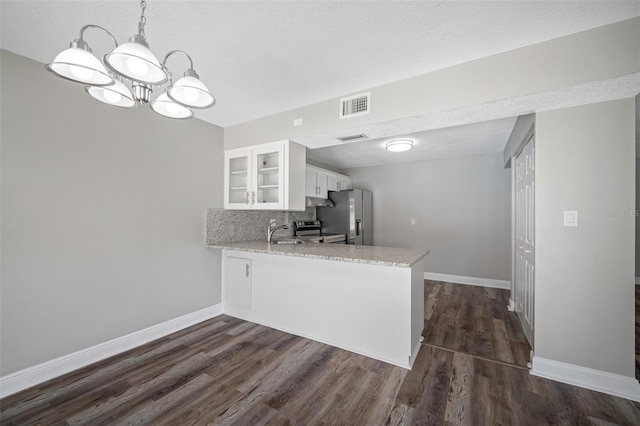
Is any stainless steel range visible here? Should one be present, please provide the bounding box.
[293,220,346,244]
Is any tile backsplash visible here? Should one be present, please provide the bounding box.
[206,208,315,244]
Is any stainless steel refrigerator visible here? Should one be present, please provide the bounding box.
[317,189,373,245]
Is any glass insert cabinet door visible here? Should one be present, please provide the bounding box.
[225,149,252,208]
[252,145,285,209]
[228,157,248,203]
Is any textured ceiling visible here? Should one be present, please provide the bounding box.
[308,117,518,169]
[1,0,639,128]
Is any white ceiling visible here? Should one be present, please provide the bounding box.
[1,0,639,128]
[307,117,518,169]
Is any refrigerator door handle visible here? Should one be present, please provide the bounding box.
[356,219,361,236]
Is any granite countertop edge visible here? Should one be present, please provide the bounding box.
[206,241,429,268]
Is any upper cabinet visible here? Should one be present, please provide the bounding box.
[305,165,352,198]
[225,148,252,208]
[305,166,329,198]
[327,173,352,192]
[224,140,306,210]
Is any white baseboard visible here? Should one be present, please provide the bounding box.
[0,304,223,399]
[635,276,640,285]
[531,356,640,402]
[424,272,510,290]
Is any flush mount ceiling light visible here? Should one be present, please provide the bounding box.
[45,0,215,119]
[385,139,414,152]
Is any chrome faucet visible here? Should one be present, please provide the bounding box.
[267,223,289,242]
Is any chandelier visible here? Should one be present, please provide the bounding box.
[45,0,215,119]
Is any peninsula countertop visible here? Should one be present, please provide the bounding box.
[206,241,429,267]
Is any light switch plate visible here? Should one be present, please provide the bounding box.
[563,210,578,227]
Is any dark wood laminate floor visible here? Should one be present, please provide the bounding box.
[2,285,640,425]
[423,280,531,368]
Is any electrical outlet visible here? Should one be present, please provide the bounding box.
[410,218,416,225]
[270,218,277,226]
[293,118,303,127]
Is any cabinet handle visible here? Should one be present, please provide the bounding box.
[245,264,250,277]
[252,191,256,204]
[337,182,341,190]
[246,191,250,204]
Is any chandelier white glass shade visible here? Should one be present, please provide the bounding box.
[45,41,113,86]
[45,1,215,120]
[168,69,216,108]
[85,78,136,108]
[385,139,414,152]
[151,93,193,119]
[104,35,168,85]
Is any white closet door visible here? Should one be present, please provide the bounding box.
[515,135,535,347]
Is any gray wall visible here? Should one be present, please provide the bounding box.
[225,17,639,150]
[535,98,636,377]
[346,152,511,281]
[0,50,224,375]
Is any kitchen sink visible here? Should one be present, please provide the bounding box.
[272,238,305,244]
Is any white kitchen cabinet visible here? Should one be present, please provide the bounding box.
[252,144,285,209]
[308,165,351,196]
[305,168,318,197]
[223,256,252,310]
[305,166,328,198]
[224,140,306,210]
[327,173,352,192]
[225,148,253,208]
[339,176,352,190]
[327,174,340,192]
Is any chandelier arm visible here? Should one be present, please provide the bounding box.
[161,50,195,72]
[163,50,214,109]
[78,24,119,48]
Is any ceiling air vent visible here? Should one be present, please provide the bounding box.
[336,134,367,142]
[339,91,370,119]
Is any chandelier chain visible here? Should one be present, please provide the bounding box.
[138,0,147,39]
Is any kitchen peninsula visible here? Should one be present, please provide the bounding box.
[207,241,428,369]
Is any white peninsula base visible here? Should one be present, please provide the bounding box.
[222,248,425,369]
